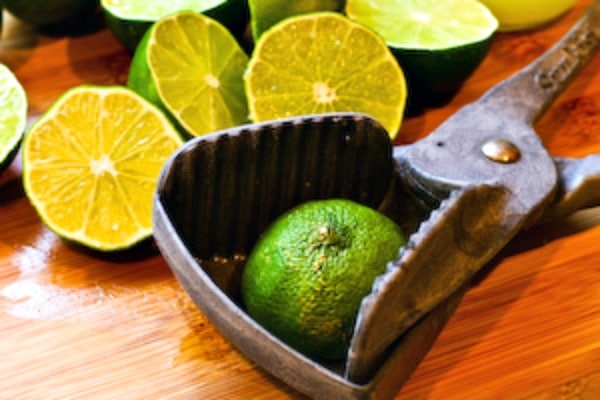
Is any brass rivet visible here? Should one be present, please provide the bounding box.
[481,138,521,163]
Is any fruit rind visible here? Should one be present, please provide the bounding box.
[249,0,345,41]
[345,0,498,103]
[101,0,249,52]
[3,0,99,27]
[242,199,406,360]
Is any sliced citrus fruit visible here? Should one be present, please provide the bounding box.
[101,0,249,53]
[244,12,407,139]
[22,86,183,251]
[0,63,28,172]
[242,199,406,361]
[3,0,99,27]
[128,11,249,138]
[346,0,498,104]
[479,0,575,31]
[248,0,344,41]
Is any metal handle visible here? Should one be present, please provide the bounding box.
[480,0,600,125]
[542,155,600,219]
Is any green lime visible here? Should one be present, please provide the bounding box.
[249,0,345,41]
[22,86,183,251]
[128,11,249,138]
[241,199,406,361]
[346,0,498,105]
[0,63,27,172]
[244,12,407,139]
[3,0,99,27]
[101,0,249,53]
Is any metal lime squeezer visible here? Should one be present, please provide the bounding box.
[153,2,600,398]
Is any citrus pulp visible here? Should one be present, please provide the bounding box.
[128,11,249,138]
[244,12,407,139]
[22,86,183,251]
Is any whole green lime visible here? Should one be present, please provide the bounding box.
[3,0,99,27]
[241,199,406,361]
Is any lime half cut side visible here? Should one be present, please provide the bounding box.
[0,64,27,172]
[346,0,498,104]
[22,86,183,251]
[245,12,407,139]
[102,0,249,52]
[346,0,498,50]
[128,11,250,138]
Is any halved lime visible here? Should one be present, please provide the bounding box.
[22,86,183,251]
[101,0,249,52]
[0,63,27,172]
[248,0,344,41]
[3,0,99,27]
[244,12,407,139]
[128,11,249,138]
[346,0,498,105]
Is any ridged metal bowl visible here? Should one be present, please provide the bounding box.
[152,113,462,399]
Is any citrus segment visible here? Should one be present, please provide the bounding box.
[22,86,183,251]
[128,11,249,138]
[101,0,249,52]
[0,64,27,172]
[346,0,498,102]
[242,199,406,361]
[245,12,407,139]
[248,0,344,41]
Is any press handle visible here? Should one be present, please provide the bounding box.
[542,155,600,219]
[480,0,600,125]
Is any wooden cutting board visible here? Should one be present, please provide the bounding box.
[1,1,599,399]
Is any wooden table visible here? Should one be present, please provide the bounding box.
[1,2,599,399]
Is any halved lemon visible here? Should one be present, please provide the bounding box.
[22,86,183,251]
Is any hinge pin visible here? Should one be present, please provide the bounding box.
[482,138,521,163]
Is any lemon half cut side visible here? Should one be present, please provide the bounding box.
[22,86,183,251]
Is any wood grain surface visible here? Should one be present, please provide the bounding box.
[1,1,599,399]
